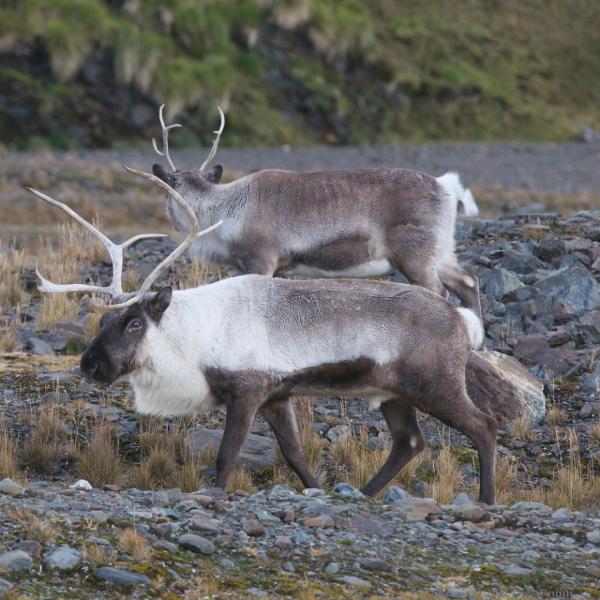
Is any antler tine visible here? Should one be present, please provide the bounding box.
[152,104,182,172]
[89,166,222,313]
[27,187,167,299]
[199,106,225,172]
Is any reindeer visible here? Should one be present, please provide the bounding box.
[29,166,497,504]
[150,105,483,329]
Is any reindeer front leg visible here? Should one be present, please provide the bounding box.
[215,396,261,490]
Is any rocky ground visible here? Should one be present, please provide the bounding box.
[1,146,600,598]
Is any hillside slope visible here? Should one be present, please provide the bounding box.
[1,0,599,148]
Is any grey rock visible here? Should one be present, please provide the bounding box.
[0,578,13,598]
[361,558,392,572]
[447,588,467,599]
[383,486,410,503]
[28,337,55,355]
[190,515,222,534]
[333,482,365,500]
[37,371,77,384]
[586,529,600,544]
[0,550,32,571]
[94,567,151,586]
[154,539,178,554]
[480,268,524,300]
[452,492,474,506]
[510,501,552,513]
[551,508,573,521]
[247,587,268,598]
[0,478,24,497]
[339,575,371,590]
[88,511,109,523]
[325,562,339,576]
[45,546,81,570]
[466,350,546,426]
[326,424,350,442]
[219,558,235,570]
[503,564,532,576]
[282,561,295,573]
[177,533,216,555]
[187,427,275,470]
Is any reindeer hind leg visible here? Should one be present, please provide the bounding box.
[361,399,425,497]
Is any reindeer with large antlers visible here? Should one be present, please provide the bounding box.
[150,105,484,334]
[31,166,497,503]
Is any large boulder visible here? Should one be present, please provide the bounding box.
[186,427,275,470]
[466,350,545,426]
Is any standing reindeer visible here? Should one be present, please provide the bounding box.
[29,166,497,504]
[150,105,482,327]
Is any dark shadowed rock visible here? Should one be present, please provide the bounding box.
[480,268,524,301]
[186,427,275,470]
[466,350,545,425]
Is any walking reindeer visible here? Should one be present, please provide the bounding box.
[29,166,497,504]
[150,105,482,327]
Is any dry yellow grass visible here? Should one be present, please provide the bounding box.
[131,445,177,489]
[0,244,26,310]
[21,405,65,473]
[226,466,256,493]
[6,506,56,542]
[0,418,19,480]
[84,543,112,566]
[546,405,568,425]
[122,267,140,293]
[0,313,20,352]
[430,444,464,504]
[77,422,123,487]
[493,455,520,505]
[510,414,534,441]
[36,253,79,329]
[590,421,600,447]
[118,528,152,560]
[176,258,213,289]
[329,427,388,490]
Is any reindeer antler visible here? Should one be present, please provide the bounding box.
[152,104,182,171]
[29,167,222,313]
[199,106,225,172]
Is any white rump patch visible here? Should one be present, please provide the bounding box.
[368,395,393,411]
[456,307,484,349]
[436,172,479,217]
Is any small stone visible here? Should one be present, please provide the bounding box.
[154,540,178,554]
[28,337,55,355]
[45,546,81,570]
[247,587,268,598]
[503,564,532,576]
[94,567,151,586]
[450,504,488,523]
[0,550,32,571]
[191,515,222,534]
[282,561,295,573]
[586,529,600,544]
[333,482,365,500]
[452,492,474,506]
[326,424,350,442]
[274,536,293,550]
[304,514,334,528]
[339,575,371,590]
[303,488,327,497]
[324,562,339,576]
[177,533,216,555]
[12,540,43,558]
[0,578,13,597]
[255,510,281,525]
[219,558,235,570]
[383,486,410,503]
[510,501,552,513]
[550,508,572,521]
[0,478,24,497]
[579,403,597,419]
[447,588,467,599]
[244,519,266,537]
[88,511,109,523]
[361,558,391,572]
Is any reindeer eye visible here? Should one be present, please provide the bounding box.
[127,319,143,332]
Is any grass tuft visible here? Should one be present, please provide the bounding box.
[0,418,19,480]
[21,405,65,473]
[118,527,151,560]
[76,422,123,487]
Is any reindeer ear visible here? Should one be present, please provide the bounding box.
[203,164,223,184]
[146,286,172,322]
[152,164,174,184]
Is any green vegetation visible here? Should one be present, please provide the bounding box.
[1,0,599,147]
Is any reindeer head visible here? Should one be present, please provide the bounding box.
[151,105,225,231]
[29,166,221,385]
